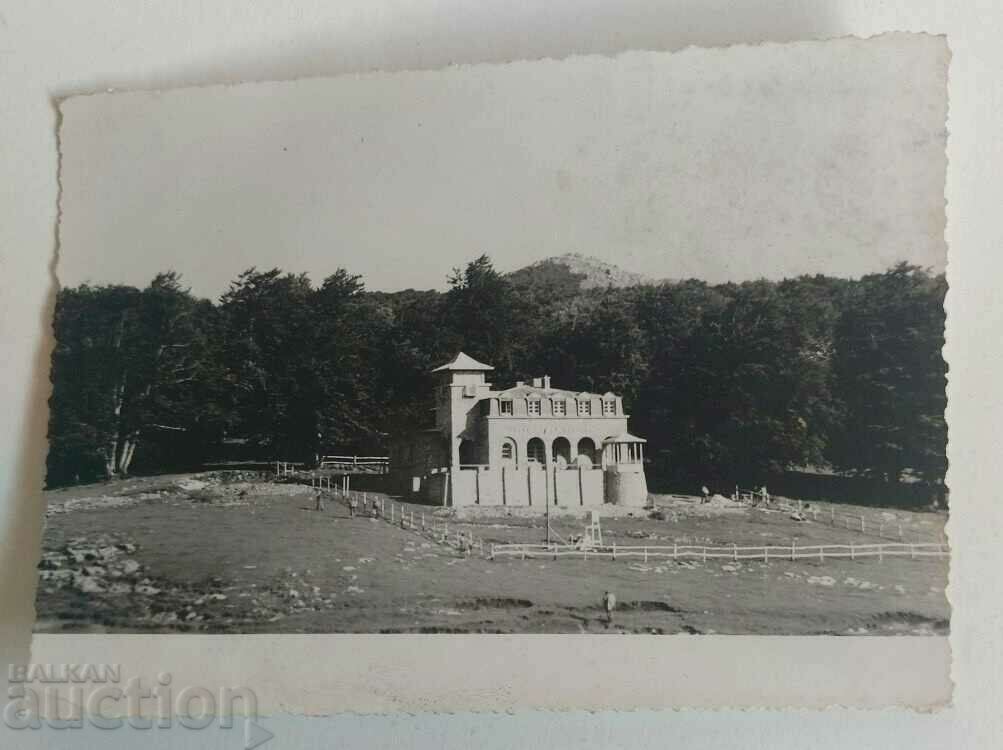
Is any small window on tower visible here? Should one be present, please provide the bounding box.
[553,400,567,416]
[577,400,591,417]
[528,400,542,416]
[602,400,616,415]
[500,400,514,415]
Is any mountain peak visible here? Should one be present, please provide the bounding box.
[508,253,652,290]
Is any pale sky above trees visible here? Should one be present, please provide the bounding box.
[57,35,948,299]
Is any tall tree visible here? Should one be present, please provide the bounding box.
[47,273,209,483]
[440,255,520,381]
[829,263,947,484]
[218,268,318,460]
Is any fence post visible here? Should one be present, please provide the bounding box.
[860,515,865,533]
[673,543,678,561]
[490,543,495,560]
[790,541,796,561]
[819,546,824,562]
[612,542,616,561]
[643,547,648,564]
[910,544,915,559]
[764,546,769,563]
[521,545,525,561]
[410,511,414,528]
[702,547,707,563]
[850,543,855,561]
[879,545,883,563]
[831,508,835,525]
[733,544,737,562]
[390,504,394,523]
[421,513,425,530]
[898,525,903,540]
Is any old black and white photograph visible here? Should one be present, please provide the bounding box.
[37,34,949,638]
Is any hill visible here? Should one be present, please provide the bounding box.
[507,253,653,290]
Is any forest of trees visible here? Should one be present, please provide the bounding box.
[46,256,948,505]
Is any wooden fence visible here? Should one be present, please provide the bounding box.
[294,477,948,567]
[489,541,949,563]
[274,461,304,477]
[319,455,389,473]
[733,492,934,543]
[318,482,488,557]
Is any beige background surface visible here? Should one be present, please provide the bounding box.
[1,0,1001,746]
[57,37,948,297]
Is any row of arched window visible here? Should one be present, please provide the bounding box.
[500,436,599,467]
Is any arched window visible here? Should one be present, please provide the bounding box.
[501,438,517,464]
[576,437,597,467]
[552,437,571,466]
[527,438,547,465]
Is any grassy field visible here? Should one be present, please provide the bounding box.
[34,474,950,635]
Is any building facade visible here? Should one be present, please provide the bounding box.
[389,352,648,508]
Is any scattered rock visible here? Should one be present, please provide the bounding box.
[806,575,836,587]
[77,576,105,594]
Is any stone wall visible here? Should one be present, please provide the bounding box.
[435,465,605,507]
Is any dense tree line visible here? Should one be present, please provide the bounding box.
[47,257,947,503]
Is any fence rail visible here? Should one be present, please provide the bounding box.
[318,455,390,473]
[288,475,948,568]
[731,492,937,544]
[312,481,487,557]
[489,541,948,563]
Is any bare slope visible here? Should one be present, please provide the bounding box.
[507,253,654,290]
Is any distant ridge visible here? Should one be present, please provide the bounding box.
[508,253,653,289]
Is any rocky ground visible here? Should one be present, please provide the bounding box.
[34,473,950,634]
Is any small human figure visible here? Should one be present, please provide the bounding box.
[314,489,325,512]
[760,485,769,505]
[701,485,710,504]
[349,497,357,517]
[602,590,616,627]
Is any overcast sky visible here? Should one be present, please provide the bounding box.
[57,34,948,300]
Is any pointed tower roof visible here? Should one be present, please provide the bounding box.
[431,351,495,373]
